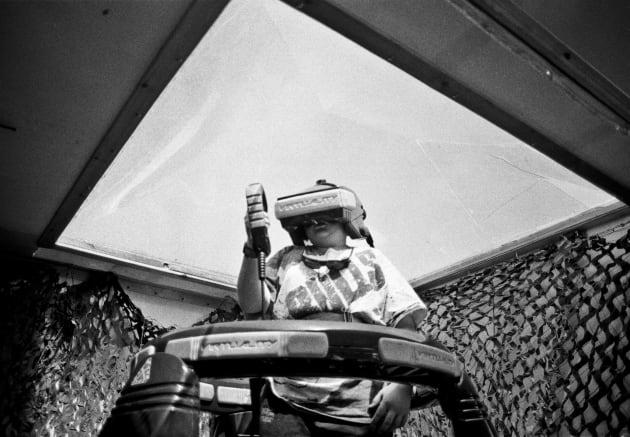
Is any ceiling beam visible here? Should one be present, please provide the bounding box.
[467,0,630,124]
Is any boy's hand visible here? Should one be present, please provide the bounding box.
[368,383,412,434]
[244,184,270,249]
[243,212,269,246]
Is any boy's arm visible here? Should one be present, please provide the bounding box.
[394,313,417,331]
[369,314,417,433]
[238,186,272,318]
[236,251,271,317]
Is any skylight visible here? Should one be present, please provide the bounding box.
[57,0,617,286]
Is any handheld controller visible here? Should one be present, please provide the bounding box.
[245,183,271,407]
[246,183,271,258]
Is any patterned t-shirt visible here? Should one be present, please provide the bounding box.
[265,245,427,423]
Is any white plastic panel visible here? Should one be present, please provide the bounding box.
[165,331,329,360]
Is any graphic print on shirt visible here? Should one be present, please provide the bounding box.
[283,249,383,319]
[267,245,427,421]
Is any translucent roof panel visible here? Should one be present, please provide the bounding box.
[58,0,617,285]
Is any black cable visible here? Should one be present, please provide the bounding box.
[258,252,266,320]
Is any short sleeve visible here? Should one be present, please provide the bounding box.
[264,245,298,296]
[374,249,428,328]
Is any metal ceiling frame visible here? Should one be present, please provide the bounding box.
[466,0,630,124]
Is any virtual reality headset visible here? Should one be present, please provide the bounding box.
[274,180,374,247]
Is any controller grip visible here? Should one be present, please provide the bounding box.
[246,183,271,255]
[251,227,270,256]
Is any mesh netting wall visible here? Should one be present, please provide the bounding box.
[0,264,240,436]
[0,269,171,436]
[407,230,630,436]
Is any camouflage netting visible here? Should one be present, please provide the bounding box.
[0,267,174,436]
[1,228,628,436]
[410,230,630,436]
[0,262,240,436]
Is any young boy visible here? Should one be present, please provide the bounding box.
[238,180,427,436]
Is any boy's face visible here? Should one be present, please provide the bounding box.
[305,221,347,248]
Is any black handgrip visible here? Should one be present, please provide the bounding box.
[246,183,270,255]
